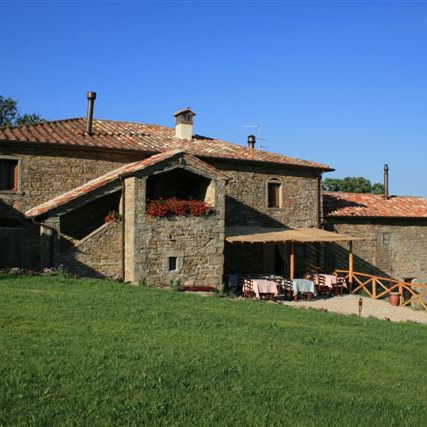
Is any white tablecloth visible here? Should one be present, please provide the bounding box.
[292,279,316,295]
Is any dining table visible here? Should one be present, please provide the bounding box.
[313,274,337,288]
[249,279,280,299]
[292,278,316,297]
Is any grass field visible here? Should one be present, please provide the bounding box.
[1,275,426,426]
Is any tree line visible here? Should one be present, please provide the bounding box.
[322,177,384,194]
[0,95,45,127]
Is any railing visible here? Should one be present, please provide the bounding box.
[334,270,427,311]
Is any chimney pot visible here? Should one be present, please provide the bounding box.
[247,134,256,149]
[174,108,195,140]
[86,91,97,136]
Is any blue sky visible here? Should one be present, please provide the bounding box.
[1,0,426,197]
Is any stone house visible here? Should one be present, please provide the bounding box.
[0,93,334,287]
[324,191,427,283]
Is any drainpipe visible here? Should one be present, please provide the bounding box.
[120,176,126,282]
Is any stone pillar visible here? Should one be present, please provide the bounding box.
[40,217,60,268]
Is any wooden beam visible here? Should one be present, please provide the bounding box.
[349,241,354,291]
[290,242,295,280]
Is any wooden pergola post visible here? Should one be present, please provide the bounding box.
[290,241,295,280]
[348,240,354,291]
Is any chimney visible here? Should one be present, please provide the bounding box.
[247,134,256,149]
[86,91,97,136]
[384,164,389,199]
[174,108,195,140]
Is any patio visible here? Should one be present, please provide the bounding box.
[225,225,361,300]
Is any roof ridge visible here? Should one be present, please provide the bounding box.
[325,191,425,200]
[0,116,332,170]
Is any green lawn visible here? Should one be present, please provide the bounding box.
[1,275,426,426]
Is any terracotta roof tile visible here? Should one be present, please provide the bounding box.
[324,192,427,218]
[25,150,228,218]
[0,118,331,170]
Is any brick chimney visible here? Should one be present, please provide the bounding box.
[174,108,195,140]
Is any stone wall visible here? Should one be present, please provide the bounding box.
[326,219,427,282]
[0,145,133,268]
[125,172,226,288]
[0,145,132,212]
[60,221,122,279]
[212,162,320,228]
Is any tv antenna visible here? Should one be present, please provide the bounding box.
[243,123,268,149]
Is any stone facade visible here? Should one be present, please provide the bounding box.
[0,145,134,268]
[124,158,226,288]
[0,144,324,282]
[326,219,427,283]
[214,162,321,276]
[213,162,321,228]
[60,221,122,279]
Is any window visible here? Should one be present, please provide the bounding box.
[0,158,19,191]
[168,257,177,271]
[267,179,282,208]
[382,233,390,246]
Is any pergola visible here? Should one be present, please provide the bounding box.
[225,226,363,281]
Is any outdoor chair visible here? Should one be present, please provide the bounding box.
[315,274,327,296]
[332,276,345,296]
[242,278,255,299]
[281,279,293,299]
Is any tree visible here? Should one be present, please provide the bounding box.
[0,96,18,127]
[0,96,45,127]
[15,113,46,126]
[323,177,385,194]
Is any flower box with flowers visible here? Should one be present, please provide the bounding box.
[146,198,214,218]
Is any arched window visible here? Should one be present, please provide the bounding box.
[267,178,282,208]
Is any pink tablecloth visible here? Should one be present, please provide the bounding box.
[251,279,279,299]
[314,274,337,288]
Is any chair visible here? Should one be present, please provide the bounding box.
[281,279,293,299]
[332,276,345,296]
[315,274,327,296]
[242,278,255,299]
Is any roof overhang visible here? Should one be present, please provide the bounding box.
[225,226,363,243]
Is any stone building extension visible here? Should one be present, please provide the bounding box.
[324,191,427,283]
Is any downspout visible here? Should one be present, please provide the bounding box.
[120,176,126,282]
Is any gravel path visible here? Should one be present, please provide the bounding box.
[281,294,427,325]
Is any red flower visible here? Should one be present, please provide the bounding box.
[146,198,213,217]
